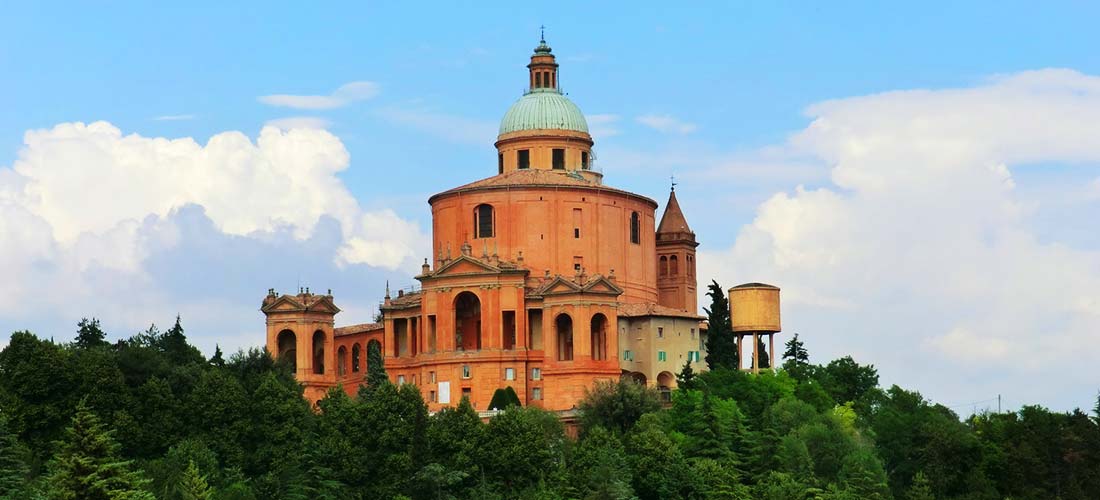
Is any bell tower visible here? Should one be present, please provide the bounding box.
[656,186,699,312]
[262,288,340,404]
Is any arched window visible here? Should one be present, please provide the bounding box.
[659,256,668,276]
[351,343,361,372]
[312,330,326,375]
[474,204,494,238]
[630,212,640,244]
[454,292,482,351]
[687,254,695,276]
[277,329,297,372]
[337,346,347,376]
[670,255,679,276]
[590,313,608,361]
[556,314,573,361]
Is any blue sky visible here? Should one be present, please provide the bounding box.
[2,2,1100,412]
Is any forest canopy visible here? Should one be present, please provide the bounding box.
[0,317,1098,499]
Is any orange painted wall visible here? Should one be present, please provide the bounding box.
[430,185,658,304]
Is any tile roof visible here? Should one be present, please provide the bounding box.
[335,323,382,337]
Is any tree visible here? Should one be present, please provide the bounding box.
[820,356,878,405]
[569,427,635,500]
[676,359,697,391]
[75,318,108,350]
[209,345,225,367]
[366,340,388,390]
[905,471,934,500]
[836,448,890,499]
[488,387,522,411]
[45,399,154,499]
[480,407,567,496]
[782,334,812,381]
[577,379,661,436]
[703,281,738,370]
[0,413,28,498]
[177,460,212,500]
[160,316,204,366]
[626,415,699,500]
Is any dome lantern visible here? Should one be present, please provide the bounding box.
[495,31,596,178]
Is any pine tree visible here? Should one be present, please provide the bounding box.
[687,393,731,461]
[75,317,108,350]
[782,334,811,381]
[177,460,212,500]
[703,281,738,370]
[209,345,225,367]
[366,341,389,390]
[905,471,934,500]
[46,399,154,500]
[676,359,697,391]
[0,413,29,498]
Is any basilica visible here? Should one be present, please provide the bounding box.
[261,36,712,411]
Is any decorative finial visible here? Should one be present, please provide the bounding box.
[385,280,390,298]
[540,25,545,42]
[671,174,677,192]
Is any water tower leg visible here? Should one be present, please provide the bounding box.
[736,334,742,370]
[752,332,760,374]
[769,333,775,371]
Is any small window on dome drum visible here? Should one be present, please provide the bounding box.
[498,154,504,174]
[535,72,543,88]
[518,150,530,169]
[552,149,564,170]
[581,151,589,170]
[474,204,494,238]
[630,212,640,244]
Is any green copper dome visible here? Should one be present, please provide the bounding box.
[498,89,589,135]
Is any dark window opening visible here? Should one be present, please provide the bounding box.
[518,150,530,169]
[670,255,679,276]
[535,72,543,88]
[552,149,565,170]
[660,256,668,276]
[498,154,504,174]
[574,228,580,238]
[581,151,589,169]
[474,204,494,238]
[630,212,640,244]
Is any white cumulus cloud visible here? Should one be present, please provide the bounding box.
[258,81,380,110]
[699,69,1100,410]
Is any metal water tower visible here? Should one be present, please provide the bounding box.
[728,283,781,373]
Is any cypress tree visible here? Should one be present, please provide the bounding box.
[366,341,389,390]
[752,337,770,370]
[209,345,225,367]
[703,281,738,370]
[0,413,28,498]
[46,399,154,499]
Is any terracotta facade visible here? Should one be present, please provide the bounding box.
[263,37,710,411]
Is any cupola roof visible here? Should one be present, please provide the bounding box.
[498,33,589,136]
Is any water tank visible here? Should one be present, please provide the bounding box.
[729,283,781,333]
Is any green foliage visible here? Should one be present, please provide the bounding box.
[675,358,697,391]
[4,319,1100,500]
[45,398,154,500]
[703,281,737,370]
[487,386,522,410]
[578,379,661,436]
[0,413,29,498]
[177,460,213,500]
[819,356,878,406]
[365,340,388,391]
[74,318,108,350]
[751,337,770,369]
[905,471,934,500]
[569,426,635,500]
[480,407,567,496]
